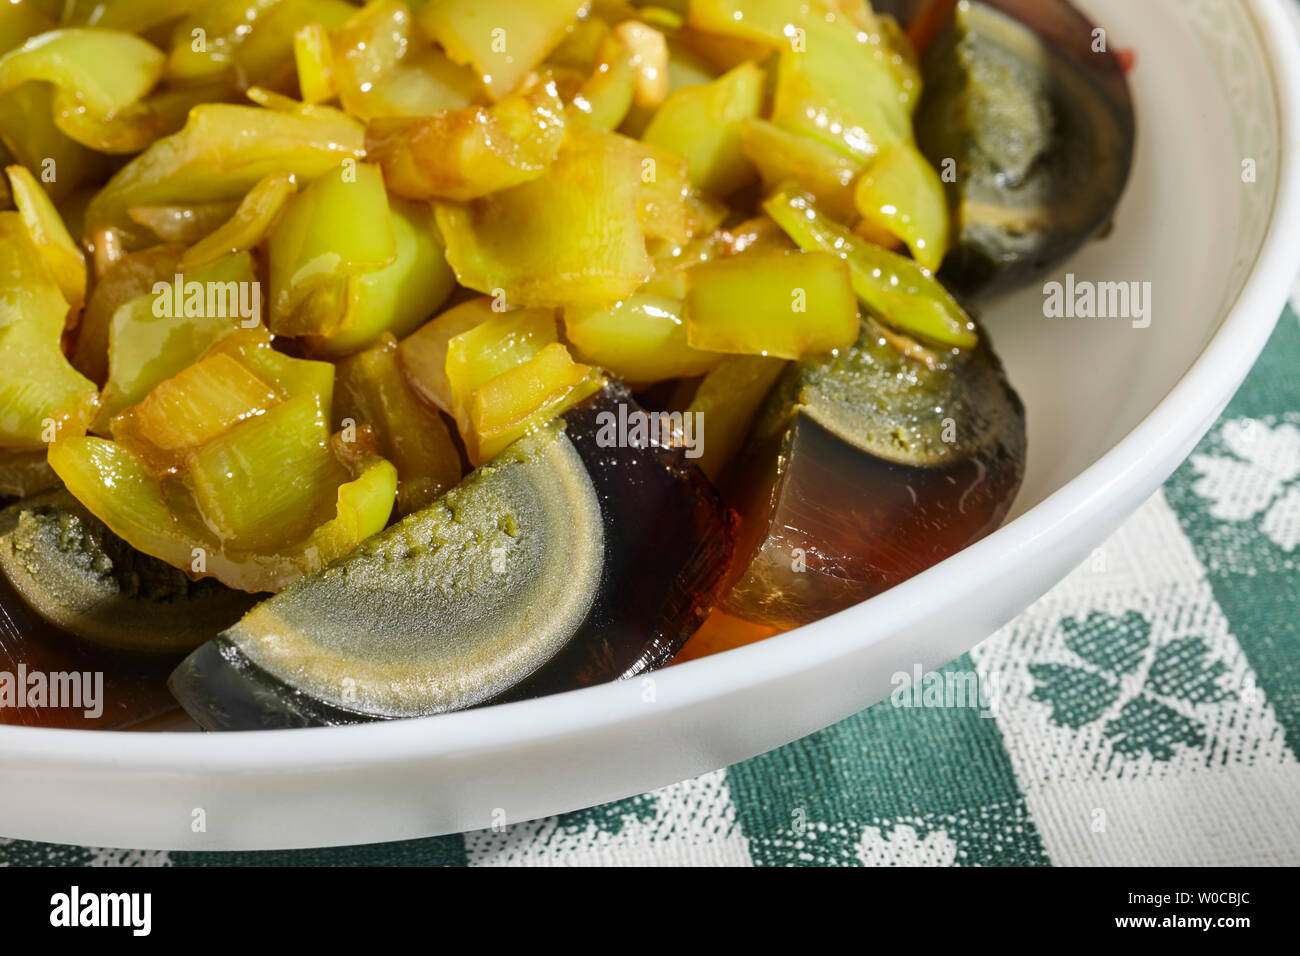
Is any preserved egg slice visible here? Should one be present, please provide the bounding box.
[722,321,1026,630]
[911,0,1136,298]
[0,490,257,654]
[169,383,734,729]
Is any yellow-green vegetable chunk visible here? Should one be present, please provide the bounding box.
[684,249,859,359]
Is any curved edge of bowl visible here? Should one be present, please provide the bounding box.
[1,0,1299,851]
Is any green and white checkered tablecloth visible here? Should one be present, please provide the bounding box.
[2,295,1296,867]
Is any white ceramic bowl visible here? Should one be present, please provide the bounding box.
[2,0,1299,851]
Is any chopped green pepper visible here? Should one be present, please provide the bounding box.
[5,163,85,312]
[0,83,106,204]
[0,211,99,450]
[293,22,336,105]
[444,306,558,421]
[0,2,53,56]
[853,142,950,273]
[331,0,481,120]
[180,170,296,272]
[564,293,721,383]
[417,0,586,101]
[50,317,396,592]
[0,28,164,123]
[684,248,859,359]
[570,32,637,131]
[434,127,654,308]
[335,333,464,515]
[110,351,280,474]
[49,429,397,593]
[740,117,861,222]
[298,195,457,357]
[94,251,262,429]
[266,160,396,337]
[464,342,603,464]
[764,187,977,349]
[684,353,787,482]
[642,59,762,196]
[397,296,497,414]
[84,100,365,251]
[366,79,566,201]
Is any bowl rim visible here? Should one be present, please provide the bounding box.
[2,0,1299,775]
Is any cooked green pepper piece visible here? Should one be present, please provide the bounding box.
[49,430,397,593]
[684,249,858,359]
[685,0,800,46]
[444,306,558,422]
[94,251,261,429]
[754,1,913,161]
[417,0,586,101]
[603,131,694,246]
[126,200,240,246]
[231,0,356,89]
[689,0,920,115]
[266,160,395,337]
[293,22,336,104]
[547,14,611,71]
[83,0,208,33]
[564,293,721,383]
[618,34,720,137]
[0,83,106,204]
[614,20,670,108]
[5,164,85,312]
[0,2,53,56]
[110,351,280,475]
[204,325,335,413]
[180,170,296,272]
[373,45,485,115]
[853,141,950,273]
[570,32,637,130]
[56,297,388,592]
[301,196,457,357]
[335,334,463,515]
[185,393,348,550]
[331,0,481,120]
[435,127,653,308]
[404,296,601,464]
[740,117,861,222]
[165,0,352,87]
[0,212,99,451]
[84,101,365,251]
[366,79,566,201]
[397,297,497,414]
[72,243,183,384]
[0,28,164,123]
[764,187,976,349]
[684,353,787,482]
[877,8,924,105]
[50,80,235,156]
[465,342,603,464]
[642,59,761,196]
